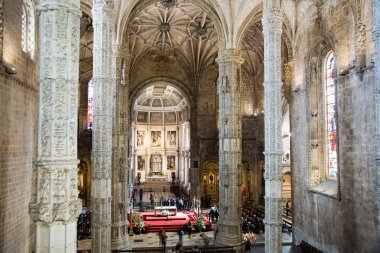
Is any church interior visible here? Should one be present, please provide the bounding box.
[0,0,379,252]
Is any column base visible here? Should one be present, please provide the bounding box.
[111,235,129,250]
[36,221,77,253]
[215,234,243,253]
[215,223,242,251]
[111,223,130,250]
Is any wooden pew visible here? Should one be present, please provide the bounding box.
[299,240,323,253]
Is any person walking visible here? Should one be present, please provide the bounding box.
[160,230,168,253]
[158,229,168,253]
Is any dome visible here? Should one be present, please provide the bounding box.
[133,83,189,125]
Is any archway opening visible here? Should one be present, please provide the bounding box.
[131,82,191,203]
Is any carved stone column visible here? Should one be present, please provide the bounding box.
[91,0,114,252]
[262,4,283,253]
[29,0,81,252]
[111,47,130,249]
[216,49,244,247]
[373,0,380,218]
[0,0,3,63]
[179,152,185,186]
[184,151,190,187]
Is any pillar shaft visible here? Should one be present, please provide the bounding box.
[111,48,130,249]
[373,0,380,229]
[29,0,81,252]
[373,0,380,160]
[91,0,114,252]
[216,49,244,247]
[262,6,283,253]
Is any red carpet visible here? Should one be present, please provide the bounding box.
[130,211,211,233]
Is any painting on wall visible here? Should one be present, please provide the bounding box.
[137,156,145,171]
[167,156,175,170]
[137,111,148,124]
[137,131,145,147]
[150,112,163,124]
[167,131,176,146]
[165,112,177,124]
[151,131,161,147]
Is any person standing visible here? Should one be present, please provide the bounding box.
[285,202,290,216]
[150,193,154,206]
[187,220,193,238]
[175,240,183,253]
[245,239,251,253]
[159,229,167,253]
[177,227,184,242]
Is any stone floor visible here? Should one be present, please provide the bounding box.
[78,230,293,252]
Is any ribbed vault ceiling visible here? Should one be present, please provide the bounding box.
[79,12,93,83]
[128,1,219,81]
[240,21,264,78]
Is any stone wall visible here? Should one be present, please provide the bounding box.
[291,1,379,252]
[0,1,38,252]
[129,56,191,93]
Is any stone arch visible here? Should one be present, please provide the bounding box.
[235,3,293,60]
[304,38,335,188]
[80,0,92,17]
[129,77,195,110]
[294,0,356,63]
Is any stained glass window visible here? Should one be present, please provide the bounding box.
[87,79,94,129]
[325,51,337,178]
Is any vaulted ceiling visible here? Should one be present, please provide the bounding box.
[128,1,219,82]
[79,12,93,83]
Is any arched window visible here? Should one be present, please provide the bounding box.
[325,51,337,178]
[87,79,94,129]
[21,0,35,59]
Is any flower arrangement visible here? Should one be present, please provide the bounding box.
[160,210,170,217]
[196,216,206,231]
[135,213,144,234]
[243,232,257,244]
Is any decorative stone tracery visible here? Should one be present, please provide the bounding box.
[262,3,283,253]
[29,0,81,252]
[111,46,130,249]
[215,49,244,247]
[91,0,115,252]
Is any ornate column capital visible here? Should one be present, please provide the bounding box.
[262,8,283,31]
[216,49,244,65]
[93,0,114,9]
[37,0,81,16]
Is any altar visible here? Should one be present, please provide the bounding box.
[146,176,167,183]
[154,205,177,215]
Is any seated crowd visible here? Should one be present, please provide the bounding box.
[77,210,91,240]
[241,206,265,234]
